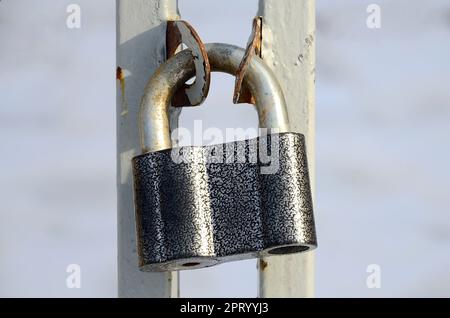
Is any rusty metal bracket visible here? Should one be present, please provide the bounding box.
[233,17,263,105]
[166,20,211,107]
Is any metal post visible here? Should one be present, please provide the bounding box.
[116,0,180,298]
[257,0,316,298]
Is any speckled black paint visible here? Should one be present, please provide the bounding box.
[132,132,317,272]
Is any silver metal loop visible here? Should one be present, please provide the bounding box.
[139,43,290,153]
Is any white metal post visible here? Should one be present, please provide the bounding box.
[116,0,180,298]
[257,0,316,298]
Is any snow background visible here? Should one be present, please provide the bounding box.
[1,0,449,297]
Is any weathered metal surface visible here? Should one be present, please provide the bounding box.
[139,43,289,153]
[117,0,180,298]
[166,20,210,107]
[133,133,317,271]
[234,17,263,105]
[257,0,316,298]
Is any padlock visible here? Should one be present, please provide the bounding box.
[132,43,317,272]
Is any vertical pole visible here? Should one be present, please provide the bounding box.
[116,0,180,298]
[257,0,316,298]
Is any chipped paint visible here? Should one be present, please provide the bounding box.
[116,66,129,116]
[259,260,269,271]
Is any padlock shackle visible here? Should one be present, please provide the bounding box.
[139,43,290,153]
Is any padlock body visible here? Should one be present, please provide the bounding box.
[132,132,317,272]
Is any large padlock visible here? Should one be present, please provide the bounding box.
[132,43,317,272]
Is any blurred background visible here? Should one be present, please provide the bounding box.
[1,0,450,297]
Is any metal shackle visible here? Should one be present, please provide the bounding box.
[133,42,317,272]
[139,43,290,153]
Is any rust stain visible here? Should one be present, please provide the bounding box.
[259,259,268,271]
[116,66,124,81]
[117,66,129,116]
[234,17,262,105]
[166,20,210,107]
